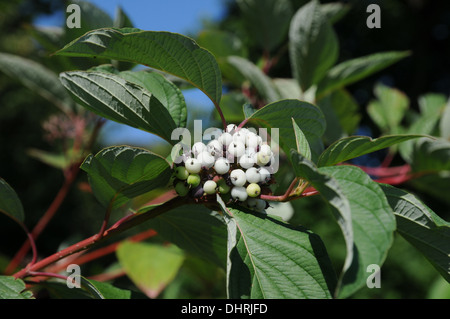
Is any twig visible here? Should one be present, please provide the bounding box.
[13,196,189,279]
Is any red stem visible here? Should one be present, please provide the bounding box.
[4,164,79,275]
[353,164,411,177]
[45,229,157,274]
[13,196,188,279]
[4,119,104,275]
[213,101,227,130]
[88,269,126,282]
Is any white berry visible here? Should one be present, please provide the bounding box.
[197,151,215,169]
[231,186,248,201]
[214,157,230,175]
[259,144,272,156]
[232,131,247,145]
[230,169,247,187]
[228,141,245,157]
[185,158,201,173]
[258,167,271,184]
[245,167,261,183]
[207,140,223,157]
[226,124,237,133]
[246,132,261,149]
[238,154,255,169]
[192,142,207,157]
[203,180,217,194]
[218,132,233,146]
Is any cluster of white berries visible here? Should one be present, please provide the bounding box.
[172,124,276,212]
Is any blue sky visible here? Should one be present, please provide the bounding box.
[34,0,228,147]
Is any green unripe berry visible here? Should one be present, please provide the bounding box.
[203,180,217,194]
[187,173,201,187]
[246,183,261,197]
[217,179,231,194]
[175,182,189,197]
[174,166,189,180]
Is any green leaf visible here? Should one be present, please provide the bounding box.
[0,53,74,113]
[237,0,293,52]
[246,99,325,161]
[116,242,185,298]
[317,88,361,144]
[317,134,423,167]
[273,78,302,100]
[82,278,134,299]
[317,51,410,99]
[318,166,395,298]
[290,151,396,298]
[380,184,450,282]
[40,277,139,299]
[197,30,247,59]
[0,178,25,224]
[292,118,312,161]
[80,146,172,209]
[27,148,71,170]
[367,83,409,133]
[440,99,450,140]
[119,70,187,128]
[410,138,450,173]
[289,0,339,91]
[0,276,33,299]
[64,0,114,45]
[144,205,227,268]
[225,56,281,103]
[219,201,336,299]
[418,93,447,117]
[242,103,256,119]
[289,151,352,295]
[321,2,350,24]
[60,71,178,144]
[56,28,222,105]
[399,95,446,162]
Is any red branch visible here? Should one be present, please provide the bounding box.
[13,196,188,279]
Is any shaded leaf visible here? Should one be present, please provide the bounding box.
[119,70,187,128]
[410,138,450,173]
[60,71,178,144]
[225,56,281,103]
[318,135,423,167]
[197,30,247,59]
[321,2,350,24]
[317,88,361,144]
[289,0,339,91]
[367,83,409,133]
[292,118,312,161]
[237,0,293,52]
[144,205,228,268]
[246,99,325,161]
[0,53,74,113]
[80,146,172,209]
[380,184,450,282]
[440,99,450,140]
[317,51,410,99]
[0,178,25,224]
